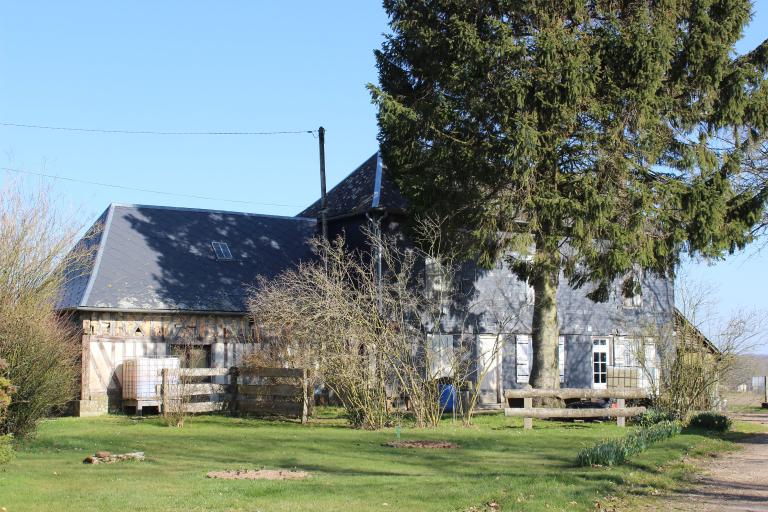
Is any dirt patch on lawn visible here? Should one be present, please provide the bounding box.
[383,440,459,449]
[206,469,310,481]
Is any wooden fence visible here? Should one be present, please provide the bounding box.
[159,366,309,423]
[504,388,647,430]
[235,367,310,424]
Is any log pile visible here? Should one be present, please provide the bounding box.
[83,451,145,464]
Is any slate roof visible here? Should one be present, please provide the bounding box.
[59,204,317,313]
[299,152,407,219]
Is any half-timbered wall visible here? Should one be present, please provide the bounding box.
[77,311,259,415]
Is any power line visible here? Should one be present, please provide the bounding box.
[1,166,304,208]
[0,121,315,136]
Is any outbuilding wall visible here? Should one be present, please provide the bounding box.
[75,311,258,415]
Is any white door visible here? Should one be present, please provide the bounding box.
[592,338,610,389]
[478,334,502,403]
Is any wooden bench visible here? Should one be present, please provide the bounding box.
[504,388,647,429]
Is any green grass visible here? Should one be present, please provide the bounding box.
[0,410,748,512]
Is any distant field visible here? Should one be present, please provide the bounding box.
[0,410,746,512]
[725,391,766,413]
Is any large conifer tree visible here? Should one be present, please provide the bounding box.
[370,0,768,388]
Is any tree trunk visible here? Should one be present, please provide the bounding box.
[529,244,560,390]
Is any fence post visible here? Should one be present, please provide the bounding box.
[229,366,240,416]
[161,368,169,417]
[301,369,309,424]
[523,396,533,430]
[616,398,626,427]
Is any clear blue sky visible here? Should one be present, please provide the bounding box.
[1,1,767,348]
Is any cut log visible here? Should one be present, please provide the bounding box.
[181,401,228,413]
[237,400,304,417]
[167,367,231,377]
[162,383,229,395]
[238,384,302,397]
[238,367,305,378]
[504,406,646,419]
[504,388,647,400]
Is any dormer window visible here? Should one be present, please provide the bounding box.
[211,241,233,260]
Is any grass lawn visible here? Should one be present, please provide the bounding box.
[0,410,746,512]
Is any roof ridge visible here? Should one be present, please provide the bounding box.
[298,152,379,217]
[110,202,317,222]
[80,204,115,307]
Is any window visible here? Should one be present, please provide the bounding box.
[558,336,565,383]
[592,338,609,388]
[171,344,211,369]
[211,241,233,260]
[524,282,535,306]
[622,273,643,308]
[622,292,643,308]
[425,257,452,299]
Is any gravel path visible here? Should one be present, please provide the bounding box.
[652,413,768,512]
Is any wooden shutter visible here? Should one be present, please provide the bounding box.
[558,336,565,383]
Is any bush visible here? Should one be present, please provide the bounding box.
[635,408,676,427]
[0,185,92,438]
[0,358,13,464]
[0,314,80,437]
[577,420,682,467]
[0,434,12,465]
[688,412,731,432]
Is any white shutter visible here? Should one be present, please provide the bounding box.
[613,338,626,367]
[641,339,657,390]
[429,335,454,379]
[558,336,565,383]
[516,334,531,384]
[644,341,656,368]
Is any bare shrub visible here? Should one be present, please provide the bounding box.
[249,218,512,429]
[631,273,766,418]
[0,184,96,437]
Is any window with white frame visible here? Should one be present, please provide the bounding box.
[523,281,535,306]
[425,257,452,300]
[621,272,643,308]
[592,338,609,388]
[558,336,565,383]
[622,292,643,308]
[613,337,658,390]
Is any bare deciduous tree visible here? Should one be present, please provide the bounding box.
[0,182,97,437]
[630,272,766,418]
[248,218,514,429]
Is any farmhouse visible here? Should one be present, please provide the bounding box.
[60,153,674,415]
